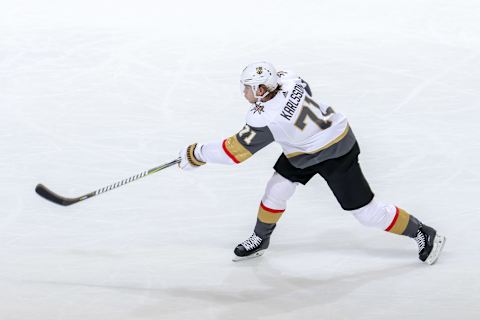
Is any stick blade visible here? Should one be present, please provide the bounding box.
[35,184,80,206]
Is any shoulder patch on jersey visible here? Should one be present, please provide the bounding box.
[250,104,265,114]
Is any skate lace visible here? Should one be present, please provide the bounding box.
[242,233,263,251]
[415,230,426,253]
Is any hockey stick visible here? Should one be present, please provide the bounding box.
[35,158,181,206]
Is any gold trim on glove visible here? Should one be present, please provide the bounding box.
[187,143,206,167]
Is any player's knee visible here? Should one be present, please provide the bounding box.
[262,172,297,209]
[351,199,395,229]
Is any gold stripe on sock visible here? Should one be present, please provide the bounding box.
[388,208,410,235]
[257,202,285,224]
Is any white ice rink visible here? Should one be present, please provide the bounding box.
[1,0,480,319]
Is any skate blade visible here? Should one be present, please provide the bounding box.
[426,234,446,265]
[232,250,265,262]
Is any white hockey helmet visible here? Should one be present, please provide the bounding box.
[240,61,278,99]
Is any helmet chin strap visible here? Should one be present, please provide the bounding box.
[251,85,269,103]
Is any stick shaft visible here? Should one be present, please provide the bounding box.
[94,158,180,196]
[35,158,180,206]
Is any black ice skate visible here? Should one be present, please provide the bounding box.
[233,233,270,262]
[414,224,446,265]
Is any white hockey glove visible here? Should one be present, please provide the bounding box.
[178,143,206,171]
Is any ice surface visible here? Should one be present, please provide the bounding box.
[1,0,479,319]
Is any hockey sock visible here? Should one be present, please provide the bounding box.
[257,201,285,224]
[352,200,421,238]
[255,202,283,237]
[251,172,296,239]
[254,218,276,239]
[385,207,421,238]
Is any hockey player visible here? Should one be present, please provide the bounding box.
[178,61,446,265]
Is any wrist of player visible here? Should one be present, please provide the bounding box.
[178,143,206,170]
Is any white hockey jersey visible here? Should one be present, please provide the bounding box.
[198,72,356,169]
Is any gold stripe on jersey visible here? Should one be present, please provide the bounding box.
[286,125,351,158]
[223,135,253,163]
[387,208,410,235]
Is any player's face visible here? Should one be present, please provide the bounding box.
[243,85,257,103]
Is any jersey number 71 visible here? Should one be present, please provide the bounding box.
[294,96,335,131]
